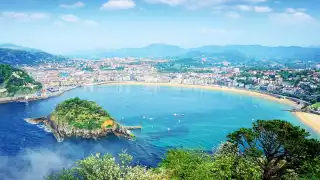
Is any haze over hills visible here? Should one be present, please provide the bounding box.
[1,43,320,64]
[0,44,42,52]
[0,44,66,65]
[66,44,320,62]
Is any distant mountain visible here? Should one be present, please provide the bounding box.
[192,45,320,61]
[68,44,320,62]
[67,44,187,58]
[0,48,66,65]
[110,44,186,57]
[0,43,42,52]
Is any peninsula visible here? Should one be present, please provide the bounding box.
[25,97,141,141]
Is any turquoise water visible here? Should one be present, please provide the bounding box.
[0,84,318,179]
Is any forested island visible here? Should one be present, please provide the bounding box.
[26,98,139,141]
[0,64,42,97]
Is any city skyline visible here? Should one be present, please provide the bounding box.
[1,0,320,53]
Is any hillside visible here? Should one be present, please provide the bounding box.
[0,43,42,52]
[67,44,320,61]
[0,64,42,97]
[51,98,113,130]
[26,98,138,141]
[0,48,66,65]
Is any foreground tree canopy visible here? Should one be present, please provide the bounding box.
[51,98,113,130]
[47,120,320,180]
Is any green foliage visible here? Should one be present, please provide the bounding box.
[52,98,111,130]
[310,103,320,110]
[46,120,320,180]
[227,120,320,180]
[160,143,262,180]
[46,152,167,180]
[160,149,214,180]
[100,66,125,71]
[212,142,262,180]
[0,64,42,96]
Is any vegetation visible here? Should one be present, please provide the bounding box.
[0,47,66,65]
[228,120,320,180]
[47,151,168,180]
[100,65,125,71]
[47,120,320,180]
[0,64,42,96]
[51,98,113,130]
[310,102,320,111]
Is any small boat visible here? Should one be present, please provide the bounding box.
[173,113,178,116]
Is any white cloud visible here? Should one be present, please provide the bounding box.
[225,11,241,19]
[101,0,136,10]
[254,6,272,13]
[60,1,85,9]
[144,0,187,6]
[285,8,306,14]
[1,12,28,19]
[243,0,266,3]
[29,13,50,20]
[144,0,269,9]
[235,5,252,11]
[58,15,99,26]
[83,20,99,26]
[1,12,50,21]
[60,14,80,22]
[234,5,272,12]
[270,9,316,25]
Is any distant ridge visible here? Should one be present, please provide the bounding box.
[0,43,42,52]
[67,43,320,61]
[0,47,66,65]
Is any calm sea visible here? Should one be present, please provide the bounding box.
[0,85,317,179]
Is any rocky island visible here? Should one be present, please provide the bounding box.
[25,98,141,142]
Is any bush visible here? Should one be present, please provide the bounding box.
[47,152,168,180]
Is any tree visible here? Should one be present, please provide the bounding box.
[227,120,320,180]
[159,149,214,179]
[46,152,167,180]
[159,143,262,180]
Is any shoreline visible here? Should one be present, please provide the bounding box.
[1,81,319,134]
[0,86,77,104]
[293,112,320,134]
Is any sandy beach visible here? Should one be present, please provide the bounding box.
[293,112,320,134]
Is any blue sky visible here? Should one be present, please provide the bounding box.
[0,0,319,53]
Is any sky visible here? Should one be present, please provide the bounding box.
[0,0,320,53]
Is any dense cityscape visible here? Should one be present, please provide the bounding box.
[14,56,319,113]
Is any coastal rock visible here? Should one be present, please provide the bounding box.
[25,116,137,142]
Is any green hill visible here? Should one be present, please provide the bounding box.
[0,64,42,97]
[51,98,114,130]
